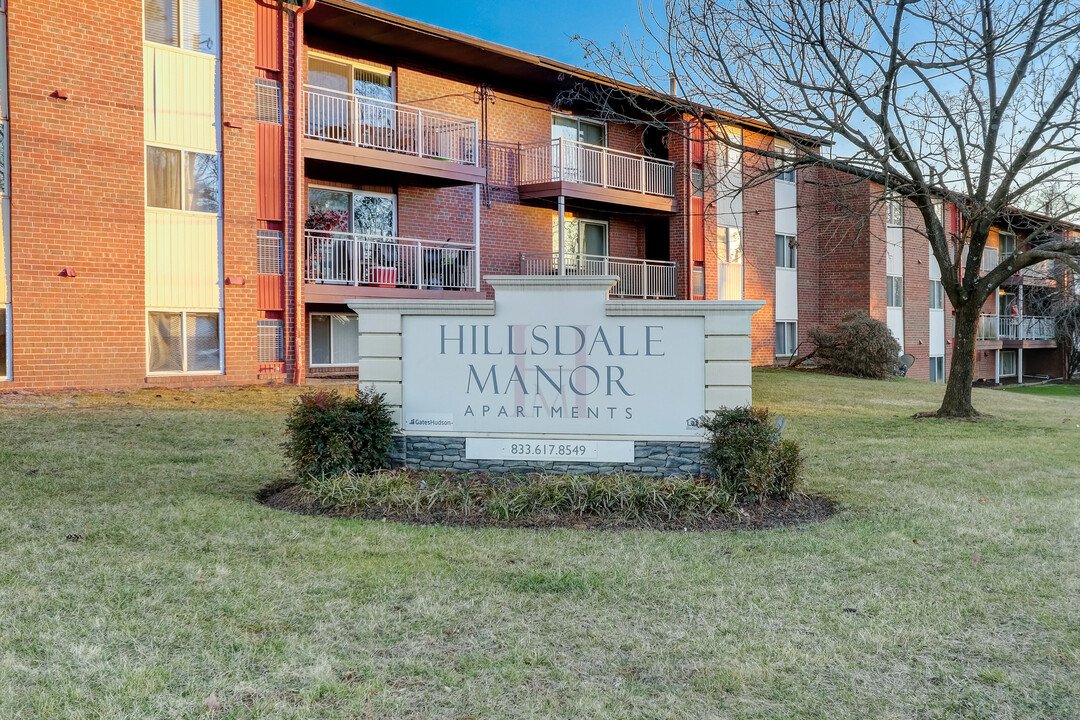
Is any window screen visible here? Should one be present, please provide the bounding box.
[148,311,221,373]
[255,79,283,124]
[258,319,284,362]
[148,312,183,373]
[186,313,220,371]
[257,230,284,275]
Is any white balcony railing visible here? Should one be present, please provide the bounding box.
[305,230,476,290]
[519,252,677,299]
[304,86,479,165]
[977,313,999,340]
[1000,314,1056,340]
[517,138,675,197]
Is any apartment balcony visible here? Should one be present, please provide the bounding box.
[999,314,1057,347]
[519,252,678,299]
[517,139,677,214]
[303,87,485,186]
[304,230,480,303]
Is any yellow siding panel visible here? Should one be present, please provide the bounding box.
[145,210,221,309]
[144,45,217,152]
[0,198,9,303]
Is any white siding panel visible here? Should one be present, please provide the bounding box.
[887,306,904,352]
[929,309,944,355]
[774,180,797,235]
[144,45,218,152]
[145,210,221,308]
[886,227,903,275]
[775,267,798,321]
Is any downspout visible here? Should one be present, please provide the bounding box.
[292,0,316,385]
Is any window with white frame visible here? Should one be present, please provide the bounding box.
[148,310,221,373]
[775,234,797,268]
[146,146,220,213]
[776,322,797,356]
[887,276,904,307]
[999,232,1016,257]
[886,195,903,226]
[930,279,944,310]
[257,230,284,275]
[929,356,945,383]
[775,143,795,183]
[551,115,606,147]
[1000,350,1018,377]
[257,319,284,362]
[932,198,945,227]
[144,0,220,55]
[310,313,359,366]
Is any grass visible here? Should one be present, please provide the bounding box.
[1,371,1079,719]
[1002,381,1080,397]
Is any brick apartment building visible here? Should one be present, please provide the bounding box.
[0,0,1072,390]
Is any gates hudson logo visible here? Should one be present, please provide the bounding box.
[438,322,665,422]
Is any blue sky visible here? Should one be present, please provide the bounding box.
[359,0,647,67]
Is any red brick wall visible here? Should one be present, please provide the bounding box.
[740,131,778,365]
[6,1,146,389]
[4,0,264,391]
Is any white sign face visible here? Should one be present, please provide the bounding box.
[401,287,704,438]
[466,438,635,462]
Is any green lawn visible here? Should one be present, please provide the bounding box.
[1,371,1079,719]
[1002,381,1080,397]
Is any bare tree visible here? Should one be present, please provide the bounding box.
[576,0,1080,417]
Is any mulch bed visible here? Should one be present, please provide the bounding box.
[257,476,838,532]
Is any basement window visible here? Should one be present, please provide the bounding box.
[0,305,8,380]
[310,313,359,367]
[148,311,222,374]
[776,321,797,357]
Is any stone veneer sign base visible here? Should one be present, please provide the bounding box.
[349,276,763,476]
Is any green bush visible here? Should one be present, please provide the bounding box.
[698,406,804,503]
[809,309,901,378]
[300,471,735,524]
[282,388,397,479]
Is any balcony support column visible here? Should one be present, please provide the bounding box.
[473,184,481,291]
[1018,347,1024,384]
[557,195,566,276]
[995,349,1000,384]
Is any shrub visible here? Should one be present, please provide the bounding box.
[698,406,804,503]
[300,471,735,525]
[808,309,901,378]
[283,388,397,478]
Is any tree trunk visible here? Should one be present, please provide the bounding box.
[937,303,981,417]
